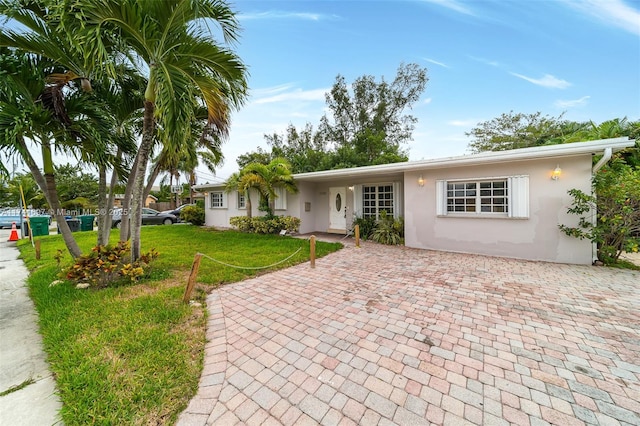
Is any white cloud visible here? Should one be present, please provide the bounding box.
[420,0,475,16]
[252,87,328,105]
[238,11,339,22]
[554,95,591,108]
[423,97,433,104]
[468,56,501,67]
[510,73,572,89]
[423,58,450,68]
[562,0,640,36]
[448,119,477,127]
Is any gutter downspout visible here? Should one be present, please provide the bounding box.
[590,147,613,263]
[592,147,612,173]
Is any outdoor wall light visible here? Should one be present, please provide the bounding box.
[348,186,354,191]
[551,165,562,180]
[418,175,425,187]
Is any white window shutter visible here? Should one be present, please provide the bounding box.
[392,181,402,219]
[274,187,287,210]
[508,176,529,218]
[436,180,447,216]
[353,185,362,217]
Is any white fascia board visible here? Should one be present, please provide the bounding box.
[193,183,225,191]
[293,138,635,181]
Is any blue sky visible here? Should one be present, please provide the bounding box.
[201,0,640,182]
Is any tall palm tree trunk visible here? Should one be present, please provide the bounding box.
[119,147,139,242]
[99,149,121,245]
[143,161,162,202]
[18,137,81,258]
[97,165,108,246]
[130,100,155,261]
[41,143,80,255]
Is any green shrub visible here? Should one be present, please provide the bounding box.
[353,215,376,240]
[180,205,205,225]
[229,216,252,232]
[63,241,159,288]
[371,211,404,245]
[229,215,301,234]
[559,158,640,264]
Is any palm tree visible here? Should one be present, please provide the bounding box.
[224,170,264,219]
[76,0,248,260]
[0,46,109,258]
[93,68,144,246]
[225,158,297,218]
[143,107,224,208]
[1,1,119,258]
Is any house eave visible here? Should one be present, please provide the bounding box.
[292,138,635,182]
[193,138,635,188]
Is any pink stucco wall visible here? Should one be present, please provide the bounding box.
[403,155,594,264]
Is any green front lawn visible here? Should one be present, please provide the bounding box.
[18,226,342,425]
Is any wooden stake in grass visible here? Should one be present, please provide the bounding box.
[355,224,360,248]
[183,253,203,303]
[35,239,41,260]
[310,235,316,269]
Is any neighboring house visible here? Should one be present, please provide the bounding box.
[193,138,635,265]
[113,194,158,208]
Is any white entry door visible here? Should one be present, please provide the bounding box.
[328,187,347,233]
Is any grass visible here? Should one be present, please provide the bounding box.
[609,258,640,271]
[0,378,36,397]
[17,226,342,425]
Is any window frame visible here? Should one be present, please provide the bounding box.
[274,187,287,211]
[436,175,529,219]
[361,183,395,220]
[446,179,508,215]
[237,191,246,209]
[209,191,226,209]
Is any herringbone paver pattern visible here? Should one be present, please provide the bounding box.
[177,241,640,425]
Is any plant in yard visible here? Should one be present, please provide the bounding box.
[180,205,205,226]
[69,0,248,261]
[371,210,405,245]
[353,215,376,240]
[64,240,159,288]
[229,215,301,234]
[225,157,297,218]
[18,226,341,425]
[559,158,640,264]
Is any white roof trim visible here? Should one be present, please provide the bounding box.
[193,138,635,190]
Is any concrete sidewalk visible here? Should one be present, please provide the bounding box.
[0,229,63,425]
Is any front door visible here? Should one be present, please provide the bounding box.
[328,187,347,233]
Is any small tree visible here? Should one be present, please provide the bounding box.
[559,159,640,264]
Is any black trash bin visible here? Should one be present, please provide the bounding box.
[66,218,81,232]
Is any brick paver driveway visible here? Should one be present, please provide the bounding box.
[178,241,640,425]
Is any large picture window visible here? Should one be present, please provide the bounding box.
[437,176,529,218]
[447,180,507,213]
[362,184,394,219]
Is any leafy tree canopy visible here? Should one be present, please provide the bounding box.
[54,163,100,204]
[238,63,428,173]
[467,112,639,155]
[0,172,46,208]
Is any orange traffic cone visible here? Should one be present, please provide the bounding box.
[8,222,19,242]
